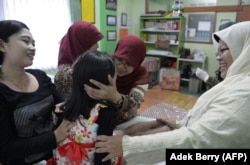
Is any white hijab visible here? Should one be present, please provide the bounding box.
[121,22,250,165]
[212,21,250,78]
[180,21,250,126]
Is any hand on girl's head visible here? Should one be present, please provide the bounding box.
[108,74,116,86]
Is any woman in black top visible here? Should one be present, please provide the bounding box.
[0,20,75,165]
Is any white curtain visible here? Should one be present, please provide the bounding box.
[3,0,72,70]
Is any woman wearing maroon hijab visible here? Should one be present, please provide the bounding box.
[54,21,103,98]
[84,35,150,124]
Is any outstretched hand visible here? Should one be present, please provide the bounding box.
[156,118,176,130]
[95,135,123,162]
[84,75,121,103]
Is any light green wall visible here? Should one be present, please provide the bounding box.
[117,0,145,36]
[98,0,117,55]
[117,0,239,77]
[73,0,240,76]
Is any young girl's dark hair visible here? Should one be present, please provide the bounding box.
[62,50,116,120]
[0,20,29,64]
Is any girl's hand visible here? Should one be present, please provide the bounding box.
[54,120,75,144]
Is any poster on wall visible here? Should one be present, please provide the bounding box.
[119,28,128,39]
[185,13,215,43]
[107,31,116,41]
[121,13,127,26]
[81,0,95,23]
[107,15,116,26]
[106,0,117,10]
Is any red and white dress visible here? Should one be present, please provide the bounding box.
[52,104,105,165]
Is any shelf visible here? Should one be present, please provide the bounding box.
[140,16,186,87]
[146,50,178,58]
[181,78,190,82]
[178,58,205,63]
[147,53,178,58]
[144,41,179,46]
[144,41,155,44]
[178,56,206,93]
[140,14,163,17]
[140,16,183,20]
[141,28,180,33]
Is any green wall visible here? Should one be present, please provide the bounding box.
[117,0,144,36]
[98,0,117,55]
[74,0,240,76]
[117,0,239,77]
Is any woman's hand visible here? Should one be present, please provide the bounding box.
[54,120,75,144]
[84,75,121,104]
[156,118,176,129]
[123,120,159,136]
[95,135,123,162]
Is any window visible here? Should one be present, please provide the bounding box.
[2,0,72,70]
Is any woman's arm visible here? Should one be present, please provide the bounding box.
[122,118,176,136]
[0,102,74,163]
[54,64,73,99]
[96,84,250,164]
[115,85,147,124]
[0,102,57,162]
[84,75,148,124]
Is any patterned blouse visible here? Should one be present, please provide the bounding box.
[206,77,222,90]
[51,103,118,165]
[54,64,148,125]
[54,64,72,99]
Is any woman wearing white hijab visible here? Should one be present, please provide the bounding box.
[94,21,250,165]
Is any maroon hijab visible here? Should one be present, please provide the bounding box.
[58,21,103,65]
[114,35,150,95]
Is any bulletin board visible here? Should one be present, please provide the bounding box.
[81,0,95,23]
[185,13,216,43]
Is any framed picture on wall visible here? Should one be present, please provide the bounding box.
[107,31,116,41]
[185,13,216,43]
[107,15,116,26]
[106,0,117,10]
[121,13,127,26]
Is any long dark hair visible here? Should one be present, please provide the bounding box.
[0,20,29,65]
[62,50,115,121]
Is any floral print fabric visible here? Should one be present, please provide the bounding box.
[52,104,105,165]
